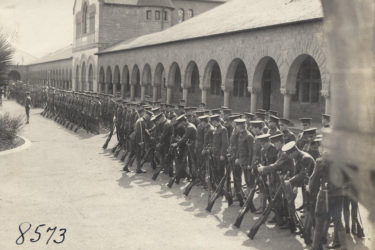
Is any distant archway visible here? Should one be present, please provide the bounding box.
[8,70,21,82]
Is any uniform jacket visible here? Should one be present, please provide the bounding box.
[289,151,316,187]
[212,124,229,157]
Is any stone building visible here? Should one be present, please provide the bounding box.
[22,0,330,120]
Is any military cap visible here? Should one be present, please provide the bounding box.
[256,133,271,143]
[243,112,255,120]
[269,115,280,124]
[211,108,221,115]
[268,110,278,116]
[178,104,185,109]
[180,99,186,104]
[198,115,209,121]
[221,106,229,110]
[176,114,187,123]
[299,118,312,124]
[152,107,161,113]
[311,137,322,145]
[279,118,292,126]
[322,114,331,121]
[166,104,174,108]
[223,109,232,115]
[210,114,221,121]
[228,114,241,120]
[151,113,163,122]
[270,133,284,143]
[257,109,267,113]
[234,118,247,125]
[199,102,206,107]
[255,112,266,120]
[144,105,153,111]
[303,128,317,136]
[184,106,191,111]
[190,107,198,112]
[250,120,264,129]
[195,110,205,116]
[144,110,153,116]
[282,141,297,153]
[204,110,211,115]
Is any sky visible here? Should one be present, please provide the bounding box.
[0,0,75,59]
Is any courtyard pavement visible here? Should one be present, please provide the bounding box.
[0,100,372,250]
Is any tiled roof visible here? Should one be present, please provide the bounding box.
[28,45,73,66]
[103,0,175,8]
[100,0,323,54]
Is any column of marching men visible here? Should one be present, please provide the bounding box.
[38,87,365,250]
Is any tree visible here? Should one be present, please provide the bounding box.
[0,35,14,87]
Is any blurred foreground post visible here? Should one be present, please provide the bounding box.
[321,0,375,245]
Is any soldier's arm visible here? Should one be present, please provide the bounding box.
[221,127,229,157]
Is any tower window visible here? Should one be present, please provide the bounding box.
[146,10,152,20]
[164,11,168,21]
[155,11,160,20]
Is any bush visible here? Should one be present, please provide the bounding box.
[0,112,24,140]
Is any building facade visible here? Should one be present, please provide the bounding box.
[21,0,330,120]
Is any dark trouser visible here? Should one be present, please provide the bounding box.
[343,195,358,229]
[326,195,347,248]
[212,156,224,183]
[25,107,30,122]
[233,163,244,203]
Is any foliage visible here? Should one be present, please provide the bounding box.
[0,34,14,87]
[0,112,24,140]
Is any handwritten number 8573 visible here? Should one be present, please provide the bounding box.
[16,223,66,245]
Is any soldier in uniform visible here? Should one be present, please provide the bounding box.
[282,141,316,232]
[229,119,254,206]
[279,118,297,143]
[321,114,330,128]
[25,91,32,124]
[209,114,229,183]
[171,115,197,184]
[154,112,174,176]
[268,115,281,135]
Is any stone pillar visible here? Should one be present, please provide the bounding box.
[166,87,172,104]
[130,85,135,100]
[105,83,109,94]
[321,89,330,114]
[113,85,116,96]
[280,88,293,119]
[183,88,188,105]
[248,87,259,113]
[152,86,158,102]
[201,89,207,105]
[121,84,125,99]
[141,85,146,101]
[224,90,230,107]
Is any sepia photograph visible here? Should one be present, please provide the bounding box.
[0,0,373,249]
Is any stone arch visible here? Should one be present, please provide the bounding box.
[8,70,21,82]
[131,65,141,99]
[252,56,282,114]
[99,66,105,93]
[121,65,130,98]
[167,62,182,104]
[154,63,166,102]
[203,60,223,108]
[113,65,121,96]
[225,58,249,111]
[287,54,324,120]
[106,66,113,94]
[88,64,94,91]
[142,64,152,100]
[184,61,201,106]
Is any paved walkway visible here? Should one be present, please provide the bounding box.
[0,100,372,250]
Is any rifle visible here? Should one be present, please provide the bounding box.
[183,143,199,196]
[206,155,233,212]
[248,177,284,239]
[167,144,184,188]
[153,145,176,181]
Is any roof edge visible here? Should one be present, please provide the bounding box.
[97,17,324,56]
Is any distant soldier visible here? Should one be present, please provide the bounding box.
[279,118,297,144]
[25,91,32,124]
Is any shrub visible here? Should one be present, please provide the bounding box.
[0,112,24,140]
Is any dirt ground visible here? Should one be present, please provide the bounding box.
[0,100,372,250]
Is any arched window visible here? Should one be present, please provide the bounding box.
[233,62,249,97]
[293,57,321,103]
[187,9,194,19]
[178,9,184,23]
[82,2,88,34]
[210,63,222,96]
